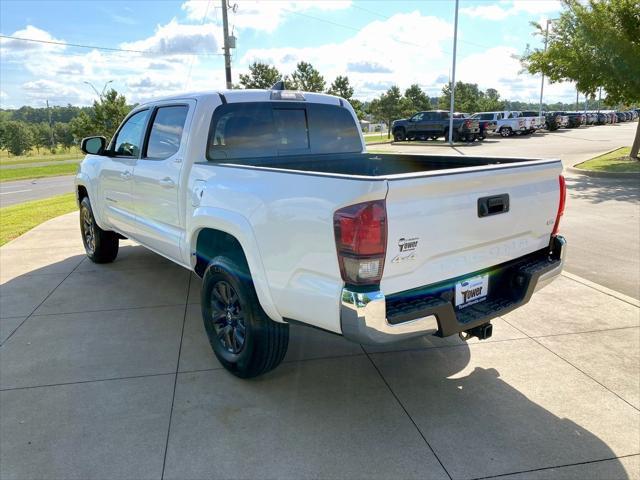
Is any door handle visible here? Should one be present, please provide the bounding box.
[120,170,132,180]
[159,177,175,188]
[478,194,510,217]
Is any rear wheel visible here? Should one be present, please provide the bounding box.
[79,196,119,263]
[201,256,289,378]
[500,127,512,137]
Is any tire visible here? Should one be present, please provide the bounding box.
[500,127,512,137]
[201,256,289,378]
[393,129,406,142]
[79,196,119,263]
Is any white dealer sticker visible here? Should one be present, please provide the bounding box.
[455,274,489,308]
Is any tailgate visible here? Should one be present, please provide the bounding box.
[381,160,562,295]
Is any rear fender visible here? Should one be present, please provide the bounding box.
[188,207,282,322]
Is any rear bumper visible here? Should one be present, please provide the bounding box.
[340,236,566,345]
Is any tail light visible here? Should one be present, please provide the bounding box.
[464,119,472,128]
[551,175,566,236]
[334,200,387,285]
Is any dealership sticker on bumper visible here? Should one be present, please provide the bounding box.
[455,274,489,308]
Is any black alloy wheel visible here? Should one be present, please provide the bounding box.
[209,280,246,354]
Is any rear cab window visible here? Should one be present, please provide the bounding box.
[207,102,361,161]
[145,105,189,160]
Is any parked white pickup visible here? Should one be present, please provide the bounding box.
[76,88,567,378]
[471,111,526,137]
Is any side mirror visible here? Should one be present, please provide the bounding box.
[81,136,106,155]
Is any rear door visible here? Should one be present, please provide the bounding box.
[132,100,194,261]
[380,159,562,295]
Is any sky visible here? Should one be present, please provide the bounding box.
[0,0,578,108]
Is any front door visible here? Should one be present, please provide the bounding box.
[132,102,192,262]
[98,109,149,234]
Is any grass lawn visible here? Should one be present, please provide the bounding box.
[364,133,392,144]
[0,193,77,246]
[0,162,79,182]
[576,147,640,173]
[0,147,82,166]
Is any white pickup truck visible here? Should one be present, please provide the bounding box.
[76,88,567,378]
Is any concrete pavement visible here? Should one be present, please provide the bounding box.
[0,175,75,207]
[1,212,638,479]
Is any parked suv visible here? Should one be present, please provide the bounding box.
[392,110,480,142]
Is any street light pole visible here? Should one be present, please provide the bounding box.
[448,0,459,145]
[538,19,550,120]
[221,0,232,89]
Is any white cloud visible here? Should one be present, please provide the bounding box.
[181,0,351,33]
[461,1,561,21]
[456,45,575,103]
[241,11,453,99]
[120,19,221,56]
[0,25,65,56]
[22,79,92,106]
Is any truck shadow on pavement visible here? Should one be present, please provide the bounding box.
[0,246,632,479]
[566,174,640,204]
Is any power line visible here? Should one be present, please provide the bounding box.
[0,34,224,56]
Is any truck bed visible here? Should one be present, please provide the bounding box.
[210,153,554,178]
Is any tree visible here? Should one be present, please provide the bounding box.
[239,62,282,89]
[289,62,326,92]
[3,121,33,156]
[327,75,354,99]
[479,88,505,111]
[54,122,75,151]
[349,99,365,120]
[521,0,640,159]
[31,122,52,154]
[438,81,484,113]
[404,84,431,112]
[368,86,404,139]
[70,88,131,142]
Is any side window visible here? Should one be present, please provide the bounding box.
[411,113,424,122]
[113,110,149,157]
[145,105,189,160]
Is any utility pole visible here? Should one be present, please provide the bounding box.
[538,19,550,119]
[221,0,232,89]
[448,0,459,145]
[575,88,579,111]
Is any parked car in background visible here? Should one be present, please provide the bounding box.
[392,110,480,142]
[518,111,545,133]
[453,112,496,140]
[564,112,584,128]
[471,112,524,137]
[546,111,569,129]
[75,88,567,377]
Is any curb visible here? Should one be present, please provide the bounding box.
[568,146,640,178]
[562,271,639,308]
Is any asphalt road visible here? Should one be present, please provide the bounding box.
[373,121,637,167]
[0,175,75,207]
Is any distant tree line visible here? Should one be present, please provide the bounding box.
[0,89,132,156]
